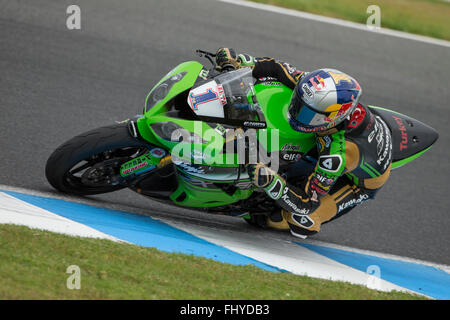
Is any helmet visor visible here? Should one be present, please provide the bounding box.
[288,91,329,132]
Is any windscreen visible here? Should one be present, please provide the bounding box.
[187,68,266,128]
[215,68,265,126]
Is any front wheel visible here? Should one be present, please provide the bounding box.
[45,124,149,196]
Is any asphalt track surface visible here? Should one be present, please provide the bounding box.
[1,0,449,265]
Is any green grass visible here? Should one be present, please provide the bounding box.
[0,224,425,299]
[249,0,450,41]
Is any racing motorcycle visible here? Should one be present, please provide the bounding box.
[45,50,439,220]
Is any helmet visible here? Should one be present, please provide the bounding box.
[288,69,362,133]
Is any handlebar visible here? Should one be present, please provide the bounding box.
[195,49,236,73]
[196,49,217,68]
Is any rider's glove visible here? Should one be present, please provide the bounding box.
[247,163,275,188]
[237,53,255,68]
[215,48,255,71]
[216,48,240,70]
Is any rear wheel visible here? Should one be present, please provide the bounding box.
[45,124,149,196]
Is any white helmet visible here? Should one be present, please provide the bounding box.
[288,68,362,133]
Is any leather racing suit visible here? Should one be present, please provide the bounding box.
[240,55,393,238]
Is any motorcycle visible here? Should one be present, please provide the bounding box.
[45,50,439,221]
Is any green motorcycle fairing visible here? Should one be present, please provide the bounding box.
[134,61,437,209]
[134,62,315,208]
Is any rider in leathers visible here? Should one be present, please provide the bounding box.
[215,48,393,239]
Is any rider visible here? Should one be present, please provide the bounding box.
[215,48,393,239]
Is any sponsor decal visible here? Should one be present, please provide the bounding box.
[258,77,277,81]
[338,193,370,213]
[314,173,334,186]
[189,88,220,111]
[328,71,352,85]
[310,172,334,196]
[282,153,302,161]
[280,187,310,215]
[317,136,332,152]
[282,144,301,152]
[243,121,266,128]
[150,148,165,158]
[309,75,326,91]
[368,130,375,143]
[375,117,392,170]
[392,116,408,151]
[368,124,378,143]
[310,182,327,195]
[318,155,343,173]
[281,144,302,161]
[375,122,384,156]
[121,161,149,175]
[261,81,282,86]
[324,102,353,123]
[301,83,313,98]
[368,118,387,164]
[216,84,227,106]
[296,125,328,133]
[214,124,226,136]
[323,135,332,148]
[282,62,297,75]
[348,105,366,128]
[175,162,206,174]
[318,138,326,153]
[199,69,209,80]
[121,154,157,177]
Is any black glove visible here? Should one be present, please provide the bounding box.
[247,163,274,188]
[215,48,240,71]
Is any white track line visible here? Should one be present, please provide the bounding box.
[1,183,449,273]
[0,191,121,241]
[0,184,422,296]
[218,0,450,48]
[165,219,416,294]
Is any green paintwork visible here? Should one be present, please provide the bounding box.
[391,146,431,169]
[253,82,316,155]
[144,61,204,117]
[131,64,433,209]
[169,174,254,207]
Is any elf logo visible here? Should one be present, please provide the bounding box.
[314,173,334,186]
[282,153,301,161]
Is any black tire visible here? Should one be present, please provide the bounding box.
[45,124,148,196]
